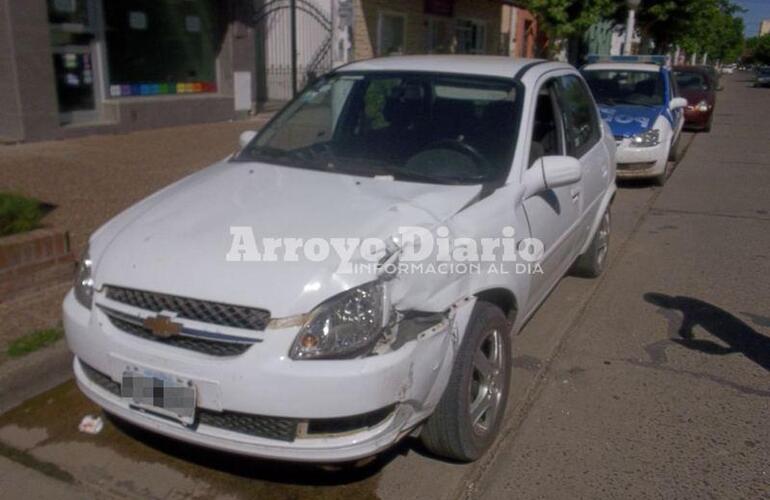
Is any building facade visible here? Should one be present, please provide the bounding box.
[760,19,770,36]
[1,0,259,142]
[1,0,528,143]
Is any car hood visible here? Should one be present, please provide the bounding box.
[91,160,482,318]
[598,104,664,138]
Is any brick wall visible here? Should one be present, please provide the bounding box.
[0,229,74,303]
[353,0,503,60]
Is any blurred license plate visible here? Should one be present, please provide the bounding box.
[121,369,196,425]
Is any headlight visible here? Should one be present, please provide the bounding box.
[290,281,388,360]
[696,100,710,112]
[74,247,94,309]
[630,129,660,148]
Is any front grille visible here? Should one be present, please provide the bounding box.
[106,314,253,357]
[81,361,120,396]
[80,362,299,442]
[618,161,656,171]
[198,410,299,442]
[306,405,395,435]
[105,286,271,331]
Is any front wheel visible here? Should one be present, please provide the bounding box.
[668,136,683,162]
[653,161,670,186]
[420,302,511,462]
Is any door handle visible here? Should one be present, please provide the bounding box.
[570,188,581,203]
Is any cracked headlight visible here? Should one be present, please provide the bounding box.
[290,281,388,360]
[630,129,660,147]
[74,247,94,309]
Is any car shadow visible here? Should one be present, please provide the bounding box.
[106,413,415,486]
[643,292,770,372]
[616,178,660,190]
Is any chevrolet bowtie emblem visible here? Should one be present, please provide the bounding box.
[143,314,183,338]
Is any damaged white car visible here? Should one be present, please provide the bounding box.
[64,56,616,463]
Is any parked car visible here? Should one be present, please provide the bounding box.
[754,68,770,88]
[583,57,687,185]
[721,64,736,75]
[673,66,717,132]
[64,56,617,463]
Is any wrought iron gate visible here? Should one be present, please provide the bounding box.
[254,0,333,103]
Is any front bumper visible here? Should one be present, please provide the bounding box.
[614,139,668,179]
[64,290,466,462]
[684,108,713,130]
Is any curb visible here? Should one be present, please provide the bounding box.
[0,340,73,414]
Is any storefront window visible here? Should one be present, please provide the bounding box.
[103,0,218,97]
[47,0,92,27]
[378,13,406,56]
[427,18,487,55]
[455,19,486,54]
[427,18,453,54]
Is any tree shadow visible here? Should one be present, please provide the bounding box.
[644,292,770,372]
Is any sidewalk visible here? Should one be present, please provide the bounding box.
[0,116,272,406]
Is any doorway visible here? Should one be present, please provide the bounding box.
[47,0,103,125]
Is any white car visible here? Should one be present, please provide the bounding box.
[583,61,687,185]
[64,56,616,463]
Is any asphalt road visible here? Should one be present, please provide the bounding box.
[0,73,767,499]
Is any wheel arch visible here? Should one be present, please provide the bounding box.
[474,287,518,324]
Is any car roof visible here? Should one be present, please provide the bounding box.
[337,55,565,80]
[583,63,662,73]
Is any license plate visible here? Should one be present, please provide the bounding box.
[121,369,196,425]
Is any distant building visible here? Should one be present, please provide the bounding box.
[760,19,770,36]
[501,3,543,58]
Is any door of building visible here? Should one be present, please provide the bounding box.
[47,0,102,125]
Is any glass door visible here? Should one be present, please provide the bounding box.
[47,0,101,125]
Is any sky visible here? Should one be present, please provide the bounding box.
[735,0,770,37]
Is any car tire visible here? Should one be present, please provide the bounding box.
[572,207,611,278]
[420,301,511,462]
[668,136,683,162]
[653,161,669,186]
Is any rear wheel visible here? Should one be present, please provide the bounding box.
[572,208,611,278]
[420,302,511,462]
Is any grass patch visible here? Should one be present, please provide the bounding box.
[6,328,64,359]
[0,193,46,237]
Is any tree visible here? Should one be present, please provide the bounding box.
[676,0,744,62]
[746,34,770,65]
[516,0,618,56]
[632,0,744,60]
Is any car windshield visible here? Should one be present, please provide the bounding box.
[674,71,712,91]
[583,69,665,107]
[236,72,520,185]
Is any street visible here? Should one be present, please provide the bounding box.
[0,73,768,499]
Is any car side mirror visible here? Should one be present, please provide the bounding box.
[523,156,582,198]
[239,130,258,149]
[669,97,688,110]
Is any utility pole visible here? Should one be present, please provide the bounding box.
[290,0,298,97]
[624,0,641,55]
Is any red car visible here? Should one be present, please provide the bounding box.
[673,66,717,132]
